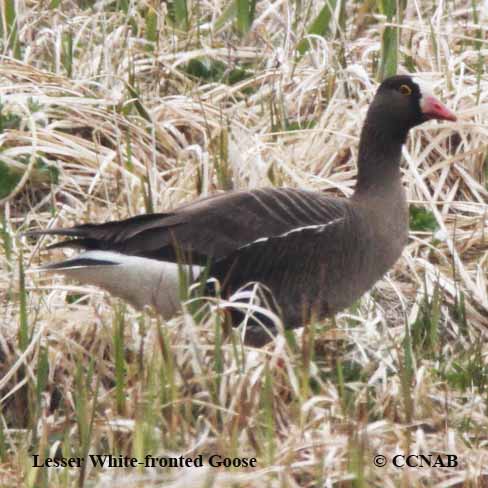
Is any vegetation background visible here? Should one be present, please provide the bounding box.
[0,0,487,486]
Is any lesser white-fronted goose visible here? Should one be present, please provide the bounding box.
[28,75,456,345]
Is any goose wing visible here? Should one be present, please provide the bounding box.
[28,188,347,264]
[208,215,354,327]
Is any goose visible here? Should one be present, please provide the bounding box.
[27,75,456,346]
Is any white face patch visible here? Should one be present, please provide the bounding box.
[411,76,434,111]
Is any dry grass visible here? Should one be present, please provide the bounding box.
[1,1,488,487]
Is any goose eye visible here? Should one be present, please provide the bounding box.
[399,84,412,96]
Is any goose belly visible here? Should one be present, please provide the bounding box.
[40,251,202,318]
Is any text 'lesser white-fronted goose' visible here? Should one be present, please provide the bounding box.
[27,75,457,346]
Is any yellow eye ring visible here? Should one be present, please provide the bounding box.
[399,84,412,96]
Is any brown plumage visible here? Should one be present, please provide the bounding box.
[27,75,456,346]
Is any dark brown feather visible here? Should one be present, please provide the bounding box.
[30,188,347,265]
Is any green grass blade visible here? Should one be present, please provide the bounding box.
[145,7,158,48]
[297,0,337,55]
[113,304,127,415]
[2,0,21,59]
[214,0,238,31]
[376,0,398,80]
[1,208,12,273]
[173,0,189,31]
[236,0,256,35]
[18,248,29,352]
[400,320,414,423]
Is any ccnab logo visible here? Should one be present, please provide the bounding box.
[392,454,457,468]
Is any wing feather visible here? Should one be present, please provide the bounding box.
[28,188,349,265]
[208,216,352,328]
